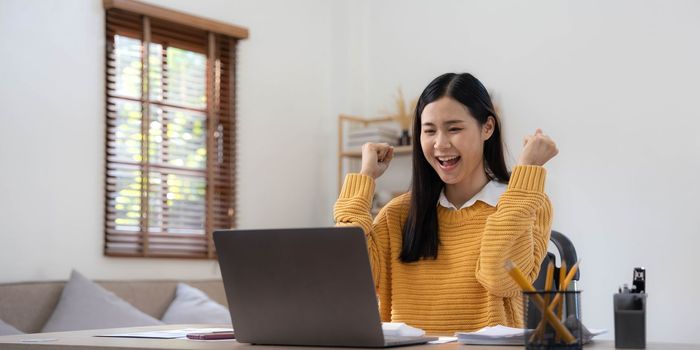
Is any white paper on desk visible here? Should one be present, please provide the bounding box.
[588,328,608,336]
[382,322,425,337]
[96,327,233,339]
[456,325,608,345]
[456,325,526,345]
[585,328,608,342]
[429,336,458,344]
[467,325,525,338]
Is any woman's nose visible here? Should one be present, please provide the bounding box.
[434,132,450,150]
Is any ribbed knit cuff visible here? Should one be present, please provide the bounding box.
[507,165,546,192]
[339,173,375,201]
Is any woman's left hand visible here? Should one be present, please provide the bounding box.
[518,129,558,166]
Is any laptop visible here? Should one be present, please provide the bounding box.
[213,227,438,347]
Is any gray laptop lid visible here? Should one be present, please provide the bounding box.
[213,227,395,347]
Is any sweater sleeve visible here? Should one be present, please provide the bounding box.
[475,165,553,298]
[333,174,392,312]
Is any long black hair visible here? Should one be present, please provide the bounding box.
[399,73,510,262]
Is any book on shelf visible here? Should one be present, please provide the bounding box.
[346,137,399,149]
[347,126,399,138]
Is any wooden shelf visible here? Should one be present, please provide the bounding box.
[340,145,412,158]
[337,115,413,193]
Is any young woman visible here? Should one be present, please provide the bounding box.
[334,73,558,335]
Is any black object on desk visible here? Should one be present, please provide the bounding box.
[614,267,646,349]
[632,267,645,293]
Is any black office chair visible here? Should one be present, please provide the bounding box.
[526,230,580,328]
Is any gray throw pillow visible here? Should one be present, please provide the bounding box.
[161,283,231,324]
[41,270,162,332]
[0,318,23,335]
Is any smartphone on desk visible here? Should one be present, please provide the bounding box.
[186,331,235,340]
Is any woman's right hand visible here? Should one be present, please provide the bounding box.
[359,143,394,179]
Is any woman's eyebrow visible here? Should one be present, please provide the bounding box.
[444,120,465,125]
[422,120,465,126]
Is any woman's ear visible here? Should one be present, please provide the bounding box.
[482,116,496,141]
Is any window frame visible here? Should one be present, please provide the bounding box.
[103,0,247,259]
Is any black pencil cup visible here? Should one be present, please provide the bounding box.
[523,291,583,350]
[613,293,647,349]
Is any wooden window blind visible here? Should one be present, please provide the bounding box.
[104,0,247,258]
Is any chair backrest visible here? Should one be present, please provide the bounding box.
[532,231,579,289]
[526,230,580,328]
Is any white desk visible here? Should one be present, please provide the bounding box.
[0,324,697,350]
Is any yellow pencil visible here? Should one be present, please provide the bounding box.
[548,261,580,313]
[545,261,554,292]
[504,261,576,344]
[555,261,567,342]
[558,261,567,318]
[532,261,555,342]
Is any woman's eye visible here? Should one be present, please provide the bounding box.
[449,128,463,133]
[423,129,435,135]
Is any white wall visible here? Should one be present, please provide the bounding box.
[0,0,336,282]
[357,0,700,343]
[1,0,699,344]
[141,0,336,229]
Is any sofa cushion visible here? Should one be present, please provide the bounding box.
[41,270,162,332]
[0,279,225,333]
[0,318,23,336]
[161,283,231,324]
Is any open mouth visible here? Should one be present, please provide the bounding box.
[437,156,461,168]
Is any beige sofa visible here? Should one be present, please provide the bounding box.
[0,280,226,334]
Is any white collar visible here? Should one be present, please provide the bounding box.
[438,180,507,210]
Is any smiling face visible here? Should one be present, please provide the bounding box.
[420,97,494,187]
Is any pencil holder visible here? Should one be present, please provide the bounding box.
[523,291,583,350]
[613,293,646,348]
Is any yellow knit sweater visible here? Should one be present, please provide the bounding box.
[333,165,552,335]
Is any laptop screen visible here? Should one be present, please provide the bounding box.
[214,227,387,347]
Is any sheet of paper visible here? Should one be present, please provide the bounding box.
[470,325,525,337]
[429,336,457,344]
[455,325,608,345]
[588,328,608,336]
[381,322,425,337]
[19,338,59,343]
[96,328,233,339]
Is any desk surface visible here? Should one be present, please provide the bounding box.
[0,325,697,350]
